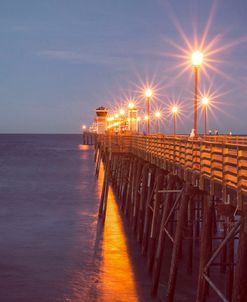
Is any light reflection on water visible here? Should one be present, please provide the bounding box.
[101,187,138,302]
[78,144,90,151]
[96,165,139,302]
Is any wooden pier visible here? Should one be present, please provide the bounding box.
[85,132,247,302]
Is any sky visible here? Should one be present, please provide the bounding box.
[0,0,247,134]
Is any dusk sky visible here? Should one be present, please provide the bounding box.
[1,0,247,134]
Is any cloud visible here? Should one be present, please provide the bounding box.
[37,41,156,67]
[38,49,128,66]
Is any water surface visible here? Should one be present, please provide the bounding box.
[0,135,159,302]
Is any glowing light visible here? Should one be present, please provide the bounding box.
[107,121,121,129]
[107,116,114,122]
[202,96,209,106]
[114,113,119,119]
[144,115,149,121]
[192,50,203,66]
[155,111,161,118]
[82,124,86,129]
[145,88,152,98]
[119,109,125,115]
[128,102,135,109]
[163,10,244,86]
[78,144,89,150]
[172,106,178,114]
[101,182,138,300]
[137,116,141,121]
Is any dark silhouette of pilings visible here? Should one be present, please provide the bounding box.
[82,132,96,145]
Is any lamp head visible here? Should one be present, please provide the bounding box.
[119,109,125,115]
[155,111,161,118]
[172,106,178,114]
[128,102,135,109]
[192,50,203,67]
[202,97,209,106]
[145,88,152,98]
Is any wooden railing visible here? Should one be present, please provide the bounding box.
[95,134,247,207]
[131,135,247,188]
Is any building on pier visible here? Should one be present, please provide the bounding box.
[95,106,108,134]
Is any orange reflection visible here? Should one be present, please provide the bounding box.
[78,144,90,150]
[97,163,105,198]
[101,186,138,301]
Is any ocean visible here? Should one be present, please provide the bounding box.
[0,134,159,302]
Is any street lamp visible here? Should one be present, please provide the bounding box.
[128,102,135,109]
[155,111,161,133]
[144,115,149,134]
[202,96,209,136]
[145,88,152,134]
[171,106,178,135]
[119,109,125,116]
[192,50,203,136]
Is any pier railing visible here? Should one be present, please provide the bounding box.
[94,133,247,207]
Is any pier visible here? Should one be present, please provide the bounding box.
[84,132,247,302]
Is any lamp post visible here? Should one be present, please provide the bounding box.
[192,50,203,136]
[172,106,178,135]
[119,109,125,132]
[145,88,152,134]
[137,116,141,132]
[128,102,135,132]
[155,111,161,133]
[144,115,149,134]
[202,97,209,136]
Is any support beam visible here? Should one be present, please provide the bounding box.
[196,194,213,302]
[166,183,190,302]
[233,215,247,302]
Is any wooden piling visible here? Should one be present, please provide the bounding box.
[131,159,143,232]
[137,163,150,243]
[233,214,247,302]
[124,157,135,216]
[196,194,213,302]
[98,152,111,222]
[95,146,102,176]
[141,166,157,255]
[147,171,164,274]
[151,173,176,295]
[166,182,190,302]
